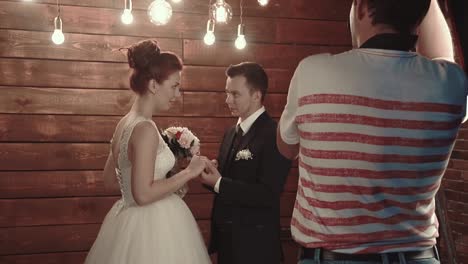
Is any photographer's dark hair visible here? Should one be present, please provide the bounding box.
[125,39,183,95]
[226,62,268,102]
[365,0,431,34]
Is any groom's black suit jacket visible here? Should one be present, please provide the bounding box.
[209,111,292,264]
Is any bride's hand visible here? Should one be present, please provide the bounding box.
[185,155,207,178]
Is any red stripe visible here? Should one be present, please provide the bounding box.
[299,177,440,195]
[301,147,449,164]
[299,131,456,148]
[294,199,435,226]
[355,241,436,254]
[291,217,433,242]
[298,94,463,114]
[297,185,434,211]
[299,159,445,179]
[295,114,461,130]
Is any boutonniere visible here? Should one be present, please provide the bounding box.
[235,149,253,161]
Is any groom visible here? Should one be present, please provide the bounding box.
[200,62,292,264]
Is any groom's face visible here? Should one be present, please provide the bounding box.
[225,76,259,120]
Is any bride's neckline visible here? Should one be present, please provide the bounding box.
[127,111,152,120]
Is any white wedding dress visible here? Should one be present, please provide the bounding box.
[85,116,211,264]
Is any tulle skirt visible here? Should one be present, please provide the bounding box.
[85,194,211,264]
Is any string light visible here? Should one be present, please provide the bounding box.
[211,0,232,24]
[203,19,216,45]
[148,0,173,26]
[235,24,246,49]
[51,0,64,45]
[257,0,269,6]
[234,0,246,49]
[121,0,133,25]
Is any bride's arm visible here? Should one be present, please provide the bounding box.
[129,121,202,206]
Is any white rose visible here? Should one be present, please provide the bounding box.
[178,132,193,149]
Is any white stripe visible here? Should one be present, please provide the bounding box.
[298,167,441,188]
[300,155,448,171]
[297,104,461,121]
[298,178,439,203]
[299,140,452,156]
[292,202,437,235]
[301,200,436,220]
[296,191,436,218]
[297,123,459,138]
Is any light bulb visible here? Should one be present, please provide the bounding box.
[52,29,65,45]
[204,31,215,45]
[204,19,216,45]
[234,24,246,49]
[51,16,64,45]
[211,0,232,24]
[172,0,182,3]
[148,0,173,26]
[235,35,246,49]
[257,0,269,6]
[121,9,133,24]
[216,6,227,22]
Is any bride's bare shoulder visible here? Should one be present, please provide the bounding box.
[130,120,160,147]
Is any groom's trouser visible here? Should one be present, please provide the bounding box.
[217,224,234,264]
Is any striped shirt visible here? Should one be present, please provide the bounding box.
[279,49,467,253]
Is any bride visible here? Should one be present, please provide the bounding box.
[85,39,212,264]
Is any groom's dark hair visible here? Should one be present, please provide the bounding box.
[226,62,268,102]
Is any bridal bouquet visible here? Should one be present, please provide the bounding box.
[161,126,201,159]
[161,126,201,197]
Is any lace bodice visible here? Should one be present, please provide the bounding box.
[115,115,175,209]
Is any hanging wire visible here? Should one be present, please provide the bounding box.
[56,0,61,17]
[208,0,213,18]
[239,0,244,24]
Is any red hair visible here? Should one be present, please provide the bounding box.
[125,40,183,95]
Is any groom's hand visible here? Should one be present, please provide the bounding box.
[200,160,221,187]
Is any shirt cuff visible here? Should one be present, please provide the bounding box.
[214,177,222,193]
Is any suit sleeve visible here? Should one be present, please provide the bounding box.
[218,126,292,208]
[217,129,229,162]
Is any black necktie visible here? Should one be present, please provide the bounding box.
[233,124,243,150]
[223,125,244,177]
[227,125,243,166]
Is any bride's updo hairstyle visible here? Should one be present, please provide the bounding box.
[126,40,183,95]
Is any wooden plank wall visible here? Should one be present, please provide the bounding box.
[1,0,467,263]
[0,0,351,263]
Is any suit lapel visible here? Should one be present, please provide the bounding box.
[219,127,236,172]
[221,112,269,178]
[237,112,268,152]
